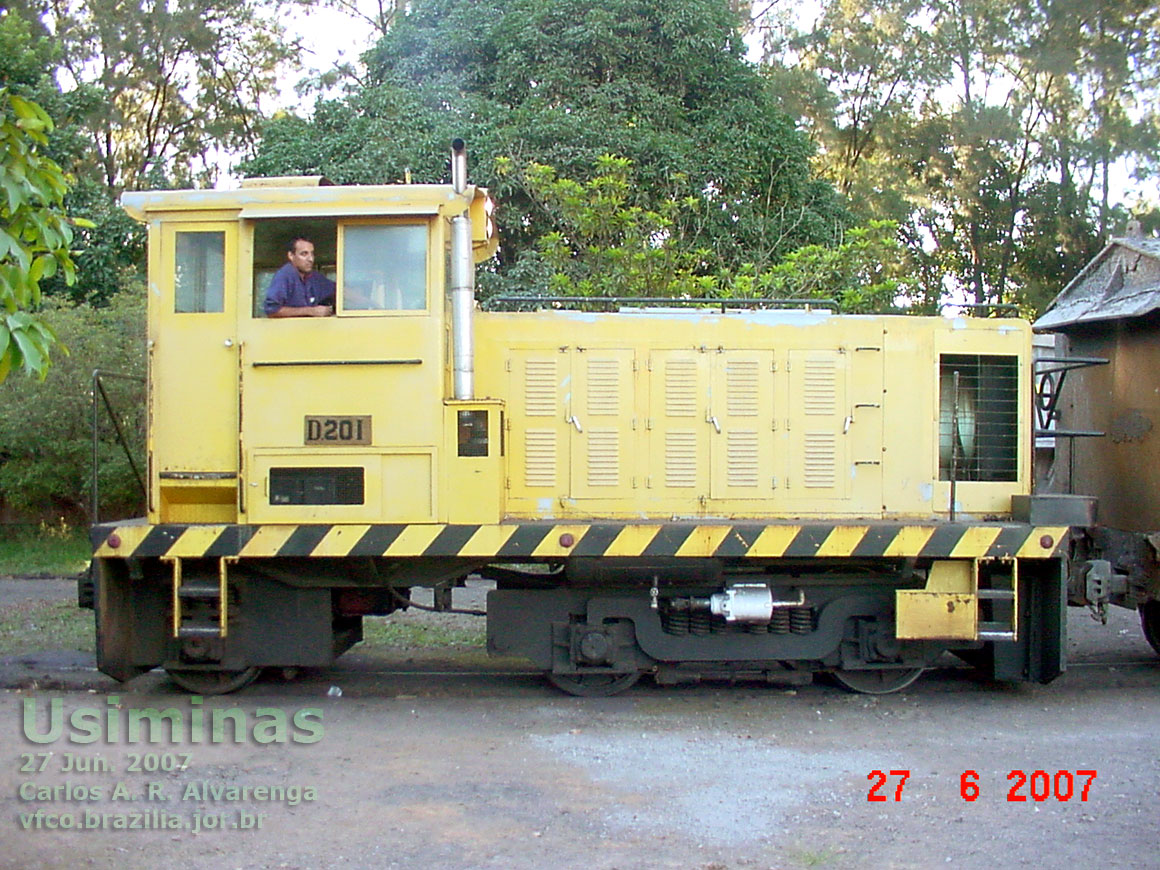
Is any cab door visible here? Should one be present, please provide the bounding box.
[150,223,239,521]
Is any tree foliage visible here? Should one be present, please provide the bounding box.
[38,0,299,192]
[0,88,81,381]
[762,0,1160,313]
[506,154,914,312]
[242,0,849,293]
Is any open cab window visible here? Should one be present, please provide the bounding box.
[250,217,429,317]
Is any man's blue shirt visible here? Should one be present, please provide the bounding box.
[263,262,336,315]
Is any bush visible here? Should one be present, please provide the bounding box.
[0,292,145,521]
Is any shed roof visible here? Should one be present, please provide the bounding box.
[1035,237,1160,331]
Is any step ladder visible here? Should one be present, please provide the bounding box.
[165,556,232,640]
[977,559,1018,642]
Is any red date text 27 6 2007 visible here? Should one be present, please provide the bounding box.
[867,769,1097,802]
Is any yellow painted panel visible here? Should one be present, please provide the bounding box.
[675,526,732,557]
[384,524,444,556]
[896,591,977,639]
[816,526,870,557]
[313,524,372,557]
[926,560,973,593]
[94,526,154,558]
[532,524,593,557]
[239,525,297,557]
[168,526,231,558]
[1017,527,1068,558]
[605,525,663,557]
[747,526,801,558]
[460,525,520,556]
[883,526,936,557]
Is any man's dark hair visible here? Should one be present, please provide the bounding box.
[287,236,314,253]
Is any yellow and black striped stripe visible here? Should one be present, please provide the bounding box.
[93,522,1068,561]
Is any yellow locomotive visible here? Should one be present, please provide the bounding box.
[89,144,1074,695]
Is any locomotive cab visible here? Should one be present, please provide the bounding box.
[124,174,500,530]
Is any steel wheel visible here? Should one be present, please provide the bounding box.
[831,667,924,695]
[546,670,641,697]
[166,667,262,695]
[1140,601,1160,657]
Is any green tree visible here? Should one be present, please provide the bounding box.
[0,89,80,381]
[509,155,915,312]
[243,0,849,294]
[38,0,300,192]
[761,0,1160,313]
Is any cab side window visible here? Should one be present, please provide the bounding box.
[341,224,427,311]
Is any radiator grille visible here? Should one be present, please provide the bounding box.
[939,354,1019,482]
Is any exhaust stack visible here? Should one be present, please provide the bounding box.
[449,139,474,399]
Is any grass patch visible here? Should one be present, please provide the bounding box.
[0,599,94,657]
[361,616,485,650]
[0,523,91,577]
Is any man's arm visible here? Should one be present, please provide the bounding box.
[267,304,334,318]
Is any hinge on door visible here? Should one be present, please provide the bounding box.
[632,476,638,489]
[505,359,511,371]
[646,475,653,489]
[632,357,639,371]
[771,476,778,489]
[646,418,653,430]
[504,415,512,431]
[504,477,511,490]
[647,357,653,371]
[632,417,638,430]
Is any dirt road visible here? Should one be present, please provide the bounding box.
[2,579,1158,870]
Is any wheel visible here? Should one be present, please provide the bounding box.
[1140,601,1160,657]
[831,667,924,695]
[545,670,642,697]
[166,667,262,695]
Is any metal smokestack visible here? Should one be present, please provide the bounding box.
[449,139,474,399]
[451,138,468,194]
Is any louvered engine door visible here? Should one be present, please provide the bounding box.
[709,350,776,500]
[507,348,570,505]
[569,349,636,500]
[781,349,850,503]
[646,350,711,501]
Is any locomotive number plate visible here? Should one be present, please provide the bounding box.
[304,415,372,446]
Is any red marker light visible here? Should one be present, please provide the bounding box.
[559,533,575,548]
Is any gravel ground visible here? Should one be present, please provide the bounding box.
[2,577,1157,870]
